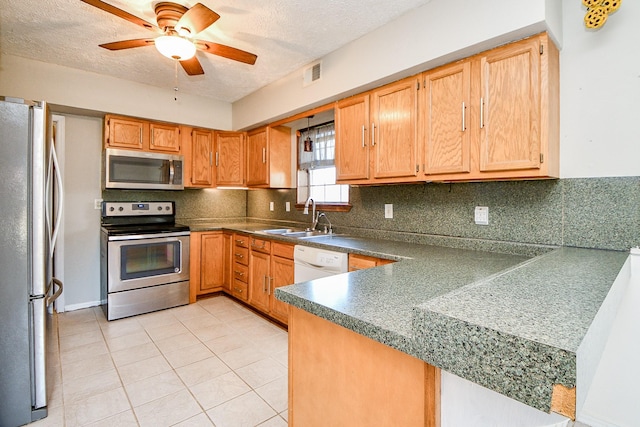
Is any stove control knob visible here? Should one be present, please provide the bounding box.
[109,207,114,212]
[118,207,124,212]
[165,206,170,211]
[157,206,162,211]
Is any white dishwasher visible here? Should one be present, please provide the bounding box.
[294,245,349,282]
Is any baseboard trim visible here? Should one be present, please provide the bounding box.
[62,300,101,312]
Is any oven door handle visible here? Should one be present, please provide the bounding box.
[108,231,190,241]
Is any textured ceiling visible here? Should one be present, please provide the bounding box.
[1,0,432,103]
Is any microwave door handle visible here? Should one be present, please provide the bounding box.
[169,160,175,184]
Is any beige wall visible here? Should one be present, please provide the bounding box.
[0,54,233,130]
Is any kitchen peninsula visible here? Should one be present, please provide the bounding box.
[182,220,629,425]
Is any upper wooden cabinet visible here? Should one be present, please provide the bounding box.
[420,32,559,181]
[421,61,472,176]
[104,115,181,154]
[149,122,180,153]
[246,126,293,188]
[336,77,419,184]
[215,131,246,187]
[182,126,215,188]
[335,94,371,181]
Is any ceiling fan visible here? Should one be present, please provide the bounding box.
[81,0,257,76]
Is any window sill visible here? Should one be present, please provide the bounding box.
[295,203,352,213]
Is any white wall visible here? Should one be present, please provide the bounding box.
[232,0,559,129]
[61,114,103,309]
[559,0,640,178]
[0,54,233,130]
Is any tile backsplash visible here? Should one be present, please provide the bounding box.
[246,177,640,252]
[104,177,640,253]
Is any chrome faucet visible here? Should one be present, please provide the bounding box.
[303,197,319,230]
[317,212,333,234]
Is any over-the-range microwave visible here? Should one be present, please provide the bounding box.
[104,148,184,190]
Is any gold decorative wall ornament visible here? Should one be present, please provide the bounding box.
[583,0,622,29]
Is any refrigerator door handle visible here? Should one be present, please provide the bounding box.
[30,297,47,409]
[46,277,63,307]
[45,140,64,259]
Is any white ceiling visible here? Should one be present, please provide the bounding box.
[1,0,432,103]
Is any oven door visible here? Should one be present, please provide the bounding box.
[107,234,190,293]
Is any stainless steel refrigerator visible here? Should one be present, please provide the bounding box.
[0,97,63,426]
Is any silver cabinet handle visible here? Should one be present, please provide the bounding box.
[269,277,273,295]
[371,123,376,146]
[262,147,266,164]
[462,102,466,131]
[234,270,244,277]
[234,253,244,259]
[209,151,213,166]
[480,97,484,129]
[361,125,366,148]
[139,127,143,145]
[215,151,219,167]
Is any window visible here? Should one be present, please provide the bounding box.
[296,121,349,205]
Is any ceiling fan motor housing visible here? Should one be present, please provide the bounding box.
[154,2,188,32]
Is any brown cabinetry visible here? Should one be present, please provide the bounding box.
[104,114,181,154]
[270,242,294,324]
[246,126,293,188]
[420,32,559,181]
[249,238,271,313]
[336,77,419,184]
[189,231,231,303]
[231,233,250,301]
[182,126,215,188]
[348,253,394,272]
[215,131,246,187]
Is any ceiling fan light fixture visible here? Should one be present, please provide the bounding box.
[155,35,196,60]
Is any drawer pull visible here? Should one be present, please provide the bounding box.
[235,239,245,244]
[234,271,244,277]
[234,287,243,293]
[234,253,244,259]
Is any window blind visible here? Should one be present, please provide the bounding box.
[298,121,335,170]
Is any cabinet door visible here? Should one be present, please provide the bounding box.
[215,131,246,186]
[423,61,471,176]
[270,255,293,325]
[106,116,145,150]
[222,233,232,292]
[190,129,215,187]
[246,128,268,186]
[371,77,419,179]
[150,123,181,153]
[199,233,225,294]
[249,250,270,313]
[335,94,370,181]
[479,37,541,172]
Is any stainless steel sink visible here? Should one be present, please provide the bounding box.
[261,228,300,235]
[282,230,327,238]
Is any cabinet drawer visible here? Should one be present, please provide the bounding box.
[250,237,271,253]
[233,247,249,266]
[349,254,378,271]
[231,279,248,301]
[272,242,294,259]
[233,263,249,283]
[234,234,249,248]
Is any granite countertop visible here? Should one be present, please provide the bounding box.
[183,219,629,413]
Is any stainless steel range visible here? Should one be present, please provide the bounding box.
[100,201,190,321]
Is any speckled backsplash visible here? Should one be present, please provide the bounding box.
[102,188,246,221]
[246,177,640,252]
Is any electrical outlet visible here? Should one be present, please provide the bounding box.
[285,202,291,212]
[474,206,489,225]
[269,201,275,212]
[94,198,103,210]
[385,204,393,219]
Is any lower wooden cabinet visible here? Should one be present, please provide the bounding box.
[348,253,394,272]
[248,238,294,325]
[189,231,231,303]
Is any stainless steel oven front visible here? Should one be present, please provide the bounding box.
[107,232,190,293]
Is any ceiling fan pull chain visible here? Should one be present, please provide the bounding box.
[174,60,179,101]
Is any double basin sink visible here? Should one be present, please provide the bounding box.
[259,228,338,240]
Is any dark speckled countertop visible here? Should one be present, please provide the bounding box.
[183,219,629,413]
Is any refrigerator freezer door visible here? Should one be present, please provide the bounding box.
[31,297,47,410]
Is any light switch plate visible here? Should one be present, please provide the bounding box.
[385,204,393,219]
[269,201,275,212]
[94,198,103,210]
[285,202,291,212]
[475,206,489,225]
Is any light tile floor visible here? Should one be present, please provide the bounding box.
[32,295,289,427]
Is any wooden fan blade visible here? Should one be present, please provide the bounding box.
[195,40,257,65]
[99,39,156,50]
[180,57,205,76]
[80,0,160,33]
[176,3,220,35]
